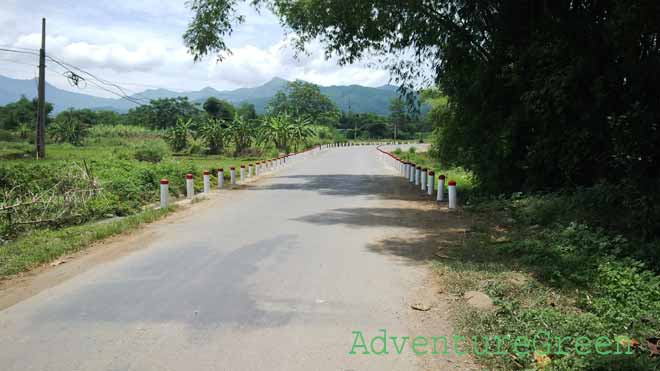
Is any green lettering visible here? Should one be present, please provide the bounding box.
[370,329,388,355]
[411,336,428,355]
[575,336,592,355]
[594,336,612,355]
[432,336,449,355]
[453,335,467,356]
[349,331,370,355]
[390,336,410,354]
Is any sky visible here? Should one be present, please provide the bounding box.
[0,0,391,98]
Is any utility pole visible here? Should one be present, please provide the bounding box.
[36,18,46,159]
[394,121,397,142]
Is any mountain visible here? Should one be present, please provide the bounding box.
[0,75,401,115]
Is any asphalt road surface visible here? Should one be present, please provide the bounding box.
[0,145,446,371]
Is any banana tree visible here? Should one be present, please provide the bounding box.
[291,115,315,152]
[198,118,225,154]
[226,114,255,156]
[259,113,294,154]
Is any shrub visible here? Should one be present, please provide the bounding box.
[164,118,192,152]
[49,118,88,145]
[133,141,168,163]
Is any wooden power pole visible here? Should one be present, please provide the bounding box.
[36,18,46,159]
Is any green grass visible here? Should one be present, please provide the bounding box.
[0,206,176,278]
[0,136,273,243]
[391,148,475,194]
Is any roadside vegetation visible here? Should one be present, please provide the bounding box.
[182,1,659,369]
[0,77,431,277]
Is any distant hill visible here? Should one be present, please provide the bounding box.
[0,75,403,115]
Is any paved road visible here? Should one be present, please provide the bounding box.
[0,145,439,371]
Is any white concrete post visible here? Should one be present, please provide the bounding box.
[448,180,457,209]
[160,178,169,208]
[203,170,210,193]
[230,167,236,185]
[437,175,445,201]
[427,171,435,196]
[415,166,420,186]
[421,168,427,192]
[217,168,224,189]
[186,173,194,199]
[248,164,253,177]
[408,163,414,182]
[240,165,246,182]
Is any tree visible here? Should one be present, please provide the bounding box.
[182,0,660,197]
[127,97,201,129]
[0,96,52,130]
[266,81,338,122]
[267,91,289,116]
[290,115,315,151]
[286,81,338,121]
[164,118,193,152]
[389,98,407,141]
[226,114,254,156]
[203,97,235,122]
[49,114,88,146]
[198,118,225,154]
[260,113,294,154]
[236,102,257,120]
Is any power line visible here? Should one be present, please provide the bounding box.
[45,54,148,106]
[0,47,39,56]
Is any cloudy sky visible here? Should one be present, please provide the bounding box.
[0,0,391,97]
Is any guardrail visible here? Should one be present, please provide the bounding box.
[376,145,458,209]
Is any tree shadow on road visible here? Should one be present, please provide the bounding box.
[295,206,472,265]
[252,174,432,202]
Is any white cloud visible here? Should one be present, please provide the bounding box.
[1,1,392,97]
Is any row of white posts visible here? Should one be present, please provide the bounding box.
[322,141,417,148]
[159,146,324,208]
[377,147,457,209]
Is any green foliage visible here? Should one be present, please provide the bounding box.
[164,118,192,152]
[48,116,88,146]
[0,206,174,277]
[0,96,53,130]
[389,97,407,140]
[197,118,225,154]
[226,114,255,156]
[236,102,257,120]
[133,141,168,163]
[127,97,201,129]
[203,97,235,121]
[16,122,32,140]
[267,80,339,124]
[88,124,159,140]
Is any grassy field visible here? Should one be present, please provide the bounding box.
[0,126,278,277]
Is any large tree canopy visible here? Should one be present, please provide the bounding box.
[184,1,660,197]
[267,80,338,122]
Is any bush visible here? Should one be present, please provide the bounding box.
[133,141,168,163]
[164,119,192,152]
[49,118,88,145]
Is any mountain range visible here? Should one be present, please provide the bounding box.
[0,75,401,115]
